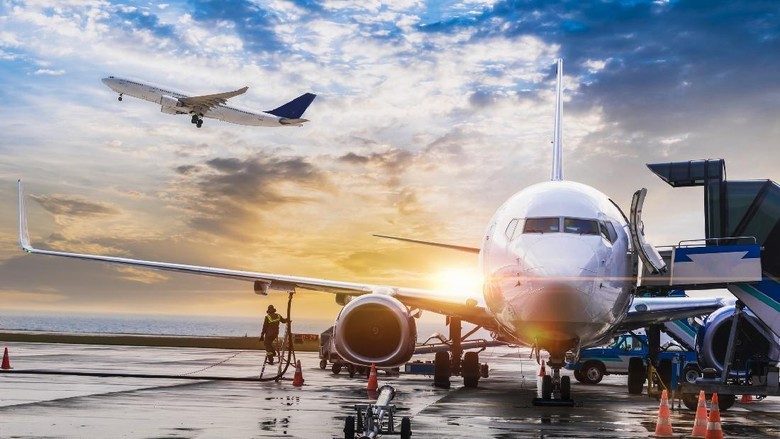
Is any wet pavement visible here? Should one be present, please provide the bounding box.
[1,342,778,438]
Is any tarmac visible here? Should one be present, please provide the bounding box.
[1,341,778,438]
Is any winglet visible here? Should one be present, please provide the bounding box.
[551,58,564,181]
[266,93,317,119]
[17,179,33,252]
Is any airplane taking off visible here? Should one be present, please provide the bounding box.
[21,60,728,403]
[101,76,316,128]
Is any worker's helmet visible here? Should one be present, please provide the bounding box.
[267,305,276,313]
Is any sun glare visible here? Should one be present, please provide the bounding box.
[433,268,483,299]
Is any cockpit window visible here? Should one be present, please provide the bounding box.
[563,218,599,235]
[523,217,560,233]
[600,220,618,243]
[505,218,521,240]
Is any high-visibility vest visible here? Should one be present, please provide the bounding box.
[266,314,281,323]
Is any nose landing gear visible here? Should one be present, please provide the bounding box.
[534,354,575,407]
[118,93,123,101]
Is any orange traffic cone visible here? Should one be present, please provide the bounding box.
[705,393,724,439]
[654,389,674,437]
[538,359,546,377]
[366,363,378,391]
[740,393,753,403]
[1,347,11,370]
[292,360,304,386]
[690,390,708,438]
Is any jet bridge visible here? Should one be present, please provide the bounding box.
[641,159,780,338]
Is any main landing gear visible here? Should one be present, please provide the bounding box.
[190,113,203,128]
[534,353,575,407]
[432,317,490,389]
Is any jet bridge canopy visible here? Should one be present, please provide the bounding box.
[646,159,780,337]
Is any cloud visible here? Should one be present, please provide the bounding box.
[31,194,120,217]
[33,68,65,75]
[169,152,332,240]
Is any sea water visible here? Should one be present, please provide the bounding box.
[0,311,454,340]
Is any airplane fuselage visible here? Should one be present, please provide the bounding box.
[102,77,287,127]
[480,180,634,357]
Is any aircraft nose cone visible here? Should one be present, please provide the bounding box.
[523,235,599,279]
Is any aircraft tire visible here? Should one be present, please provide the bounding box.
[462,352,480,388]
[196,120,203,128]
[118,96,122,101]
[434,351,451,388]
[332,362,342,375]
[541,375,553,399]
[561,375,571,400]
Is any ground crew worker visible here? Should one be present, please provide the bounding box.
[260,305,288,365]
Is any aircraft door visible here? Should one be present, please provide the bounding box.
[630,188,667,274]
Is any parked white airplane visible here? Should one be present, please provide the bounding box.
[21,60,725,402]
[101,76,316,128]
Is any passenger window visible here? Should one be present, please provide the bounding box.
[523,217,559,234]
[563,218,599,235]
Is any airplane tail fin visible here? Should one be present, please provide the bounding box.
[551,58,564,181]
[266,93,317,119]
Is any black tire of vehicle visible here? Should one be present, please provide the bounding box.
[400,417,412,439]
[581,361,605,384]
[573,369,587,383]
[681,393,699,410]
[343,416,355,439]
[683,365,701,384]
[719,394,736,411]
[319,359,327,370]
[332,362,342,375]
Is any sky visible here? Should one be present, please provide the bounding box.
[0,0,778,322]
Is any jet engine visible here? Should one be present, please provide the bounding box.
[332,294,416,367]
[159,95,184,114]
[695,305,780,376]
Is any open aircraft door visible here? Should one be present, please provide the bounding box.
[630,188,667,274]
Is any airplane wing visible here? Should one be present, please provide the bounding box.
[179,86,249,114]
[373,234,481,254]
[614,296,730,333]
[17,181,497,331]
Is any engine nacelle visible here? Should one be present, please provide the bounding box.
[160,95,184,114]
[696,305,780,376]
[332,294,416,367]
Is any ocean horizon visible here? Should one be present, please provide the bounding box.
[0,311,459,342]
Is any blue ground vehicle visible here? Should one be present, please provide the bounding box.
[565,334,700,385]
